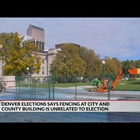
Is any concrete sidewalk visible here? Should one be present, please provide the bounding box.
[0,87,140,122]
[0,87,16,100]
[1,86,140,100]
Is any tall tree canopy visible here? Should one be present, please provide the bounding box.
[79,46,102,77]
[0,32,41,76]
[50,44,103,77]
[50,44,123,78]
[50,44,86,77]
[104,57,122,75]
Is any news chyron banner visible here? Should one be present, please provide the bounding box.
[0,101,140,112]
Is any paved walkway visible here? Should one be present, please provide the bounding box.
[1,86,140,100]
[0,86,140,122]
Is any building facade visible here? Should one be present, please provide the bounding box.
[0,45,2,76]
[25,25,47,77]
[0,60,2,77]
[26,24,45,40]
[47,48,58,76]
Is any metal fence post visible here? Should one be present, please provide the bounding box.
[75,77,77,100]
[108,74,111,100]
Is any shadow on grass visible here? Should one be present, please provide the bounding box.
[129,81,140,85]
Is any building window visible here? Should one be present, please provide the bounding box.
[39,42,41,51]
[42,66,44,70]
[42,43,44,50]
[36,41,38,47]
[42,59,44,64]
[42,66,44,75]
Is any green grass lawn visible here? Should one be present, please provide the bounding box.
[115,80,140,91]
[16,80,140,91]
[36,82,92,88]
[53,80,140,91]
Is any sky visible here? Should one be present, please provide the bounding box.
[0,17,140,61]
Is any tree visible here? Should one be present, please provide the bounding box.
[104,57,122,75]
[50,43,86,77]
[0,32,41,76]
[135,60,140,68]
[121,59,134,69]
[79,47,102,77]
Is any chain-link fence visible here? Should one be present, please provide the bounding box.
[15,73,139,100]
[16,76,55,100]
[15,74,119,100]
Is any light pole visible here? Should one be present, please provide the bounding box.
[102,60,105,77]
[27,67,29,86]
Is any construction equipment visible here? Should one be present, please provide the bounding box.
[96,67,135,93]
[110,69,124,91]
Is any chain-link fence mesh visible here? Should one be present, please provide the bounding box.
[15,74,138,100]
